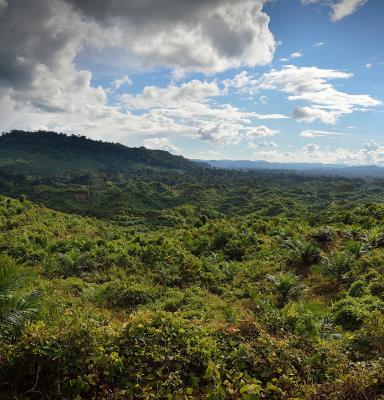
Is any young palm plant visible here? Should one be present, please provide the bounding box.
[0,255,39,330]
[267,273,307,308]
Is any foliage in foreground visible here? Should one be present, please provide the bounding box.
[1,193,384,399]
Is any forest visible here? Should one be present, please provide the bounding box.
[1,131,384,399]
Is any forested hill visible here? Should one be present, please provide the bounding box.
[0,130,200,174]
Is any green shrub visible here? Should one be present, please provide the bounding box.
[312,226,336,243]
[283,238,321,268]
[332,297,370,331]
[283,302,320,337]
[100,281,160,310]
[321,251,352,281]
[348,280,367,297]
[267,272,307,308]
[139,239,202,287]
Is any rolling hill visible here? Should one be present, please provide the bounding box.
[0,130,200,175]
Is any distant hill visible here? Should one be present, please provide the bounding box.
[0,130,200,175]
[204,159,384,178]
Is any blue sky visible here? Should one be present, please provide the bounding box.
[0,0,383,164]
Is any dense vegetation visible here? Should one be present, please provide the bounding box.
[1,131,384,399]
[0,130,197,174]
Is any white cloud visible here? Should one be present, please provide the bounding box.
[120,80,223,110]
[197,121,243,145]
[112,75,132,89]
[330,0,368,22]
[142,137,180,153]
[301,0,368,21]
[117,78,287,145]
[313,42,325,47]
[252,142,384,166]
[278,52,303,64]
[290,52,303,59]
[66,0,276,74]
[0,0,277,145]
[235,65,381,124]
[302,143,321,153]
[256,65,353,93]
[294,107,341,124]
[300,129,346,137]
[248,140,278,149]
[365,63,373,69]
[246,125,279,138]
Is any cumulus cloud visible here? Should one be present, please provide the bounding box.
[121,80,223,110]
[118,79,287,145]
[65,0,276,74]
[277,52,303,64]
[0,0,110,117]
[330,0,368,21]
[301,0,368,21]
[142,137,180,153]
[252,141,384,165]
[248,140,278,149]
[112,75,132,89]
[197,121,243,145]
[1,0,275,114]
[229,65,381,124]
[290,52,303,59]
[246,125,279,138]
[0,0,281,146]
[293,106,341,124]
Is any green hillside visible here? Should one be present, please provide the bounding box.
[2,132,384,230]
[2,194,384,398]
[1,132,384,399]
[0,130,199,174]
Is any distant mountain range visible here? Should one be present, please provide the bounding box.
[202,159,384,178]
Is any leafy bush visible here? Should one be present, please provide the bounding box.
[332,297,375,331]
[283,238,321,269]
[99,281,160,310]
[139,239,202,287]
[321,251,353,281]
[349,280,367,297]
[0,255,39,333]
[312,226,336,244]
[267,272,307,308]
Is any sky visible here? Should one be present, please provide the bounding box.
[0,0,383,164]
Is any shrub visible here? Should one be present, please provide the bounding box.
[312,226,336,243]
[321,251,353,281]
[267,273,307,308]
[351,311,384,359]
[283,238,321,269]
[332,297,369,331]
[0,255,39,334]
[348,280,367,298]
[100,281,160,310]
[139,239,202,287]
[283,302,320,337]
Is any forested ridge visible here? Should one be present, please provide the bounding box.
[0,130,198,174]
[1,132,384,399]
